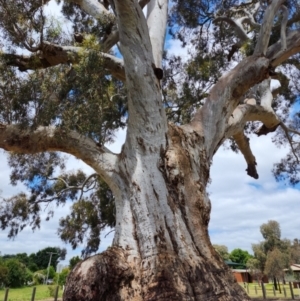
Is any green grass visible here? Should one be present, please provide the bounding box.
[0,285,63,301]
[239,282,300,299]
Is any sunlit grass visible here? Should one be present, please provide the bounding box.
[0,285,63,301]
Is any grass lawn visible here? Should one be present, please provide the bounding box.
[0,285,63,301]
[240,282,300,299]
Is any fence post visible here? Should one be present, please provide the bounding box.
[246,284,249,294]
[273,286,276,296]
[3,288,9,301]
[255,285,257,295]
[283,286,287,297]
[54,285,59,301]
[31,287,36,301]
[289,282,295,300]
[261,282,267,299]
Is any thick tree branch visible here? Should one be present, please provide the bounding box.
[227,103,281,137]
[68,0,111,19]
[240,2,261,28]
[267,29,300,67]
[213,17,248,42]
[68,0,152,54]
[114,0,167,144]
[102,0,151,53]
[213,2,260,60]
[139,0,151,8]
[233,131,258,179]
[67,0,120,53]
[280,5,288,51]
[102,31,119,53]
[0,124,119,186]
[191,56,270,159]
[254,0,286,55]
[2,42,126,82]
[147,0,168,68]
[258,79,273,110]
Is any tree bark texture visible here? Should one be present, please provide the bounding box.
[64,125,250,301]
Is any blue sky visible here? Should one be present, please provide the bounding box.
[1,0,300,266]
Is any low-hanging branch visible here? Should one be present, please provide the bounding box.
[1,42,126,81]
[0,124,119,186]
[233,131,258,179]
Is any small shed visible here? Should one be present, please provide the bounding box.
[231,269,252,283]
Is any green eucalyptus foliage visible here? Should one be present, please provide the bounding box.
[58,179,115,257]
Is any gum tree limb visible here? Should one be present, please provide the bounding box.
[233,131,258,179]
[2,42,126,82]
[0,124,119,187]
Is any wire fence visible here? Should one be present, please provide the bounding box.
[2,283,299,300]
[2,286,61,301]
[241,282,300,299]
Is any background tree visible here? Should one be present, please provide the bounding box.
[264,248,289,291]
[229,248,253,266]
[260,220,282,253]
[56,267,70,286]
[247,258,264,284]
[252,220,293,289]
[252,242,268,277]
[4,258,27,288]
[69,256,82,270]
[291,239,300,264]
[0,258,8,287]
[1,0,300,300]
[30,247,66,270]
[213,244,230,261]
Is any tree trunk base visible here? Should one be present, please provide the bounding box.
[64,247,251,301]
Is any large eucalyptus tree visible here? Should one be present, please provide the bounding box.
[1,0,300,300]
